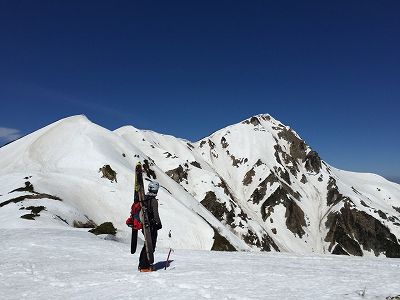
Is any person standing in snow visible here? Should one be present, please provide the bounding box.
[138,181,162,272]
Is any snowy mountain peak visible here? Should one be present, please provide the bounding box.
[1,114,399,257]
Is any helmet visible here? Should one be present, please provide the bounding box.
[148,181,159,194]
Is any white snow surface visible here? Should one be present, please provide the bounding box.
[1,228,400,300]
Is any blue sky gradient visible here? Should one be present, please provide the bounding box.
[0,0,399,180]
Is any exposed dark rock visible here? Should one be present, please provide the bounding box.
[230,155,241,167]
[9,181,34,193]
[377,210,387,219]
[201,190,248,233]
[260,186,306,237]
[226,151,245,167]
[325,202,400,257]
[221,137,229,148]
[300,175,307,184]
[243,168,255,186]
[351,187,361,195]
[199,141,206,148]
[143,159,157,179]
[190,161,202,169]
[187,143,194,149]
[388,215,400,223]
[331,244,349,256]
[277,128,307,161]
[304,151,322,173]
[25,205,45,216]
[327,177,347,206]
[273,144,300,178]
[56,215,69,225]
[318,175,323,182]
[250,171,300,206]
[238,210,249,222]
[211,228,237,251]
[242,160,265,186]
[250,176,269,204]
[261,234,280,251]
[285,199,307,238]
[217,177,236,201]
[89,222,117,236]
[208,139,216,149]
[166,165,188,184]
[73,218,97,228]
[201,192,231,224]
[243,230,279,251]
[273,145,282,165]
[274,166,291,185]
[243,116,261,126]
[0,193,62,208]
[21,214,35,220]
[98,165,117,183]
[122,153,126,157]
[263,115,271,121]
[255,159,264,167]
[393,206,400,214]
[250,173,277,205]
[360,201,370,207]
[287,166,298,177]
[272,228,277,234]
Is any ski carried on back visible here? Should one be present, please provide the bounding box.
[126,162,154,264]
[135,162,154,264]
[128,163,141,254]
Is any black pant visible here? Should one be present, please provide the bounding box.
[139,228,158,268]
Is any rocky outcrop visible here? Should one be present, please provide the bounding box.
[211,228,237,251]
[327,177,347,206]
[201,191,235,226]
[243,230,280,251]
[304,150,322,173]
[325,202,400,258]
[166,165,188,184]
[98,165,117,183]
[260,186,307,238]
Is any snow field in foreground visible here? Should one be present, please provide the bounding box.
[1,228,400,300]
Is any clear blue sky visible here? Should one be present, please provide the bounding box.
[0,1,399,181]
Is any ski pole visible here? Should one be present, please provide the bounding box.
[165,230,173,270]
[165,248,173,270]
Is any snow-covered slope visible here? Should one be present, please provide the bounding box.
[1,114,400,257]
[2,227,400,300]
[0,115,248,252]
[116,114,400,257]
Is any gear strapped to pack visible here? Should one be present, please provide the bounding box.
[126,202,143,230]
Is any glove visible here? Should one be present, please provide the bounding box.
[155,222,162,230]
[126,217,134,228]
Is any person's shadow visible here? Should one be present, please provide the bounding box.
[153,260,174,271]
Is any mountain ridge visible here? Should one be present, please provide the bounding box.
[1,114,399,257]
